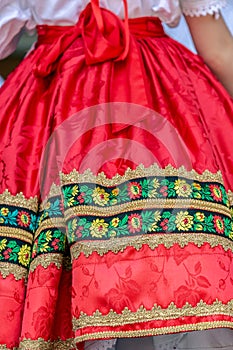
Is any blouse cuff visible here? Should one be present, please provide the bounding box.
[180,0,226,18]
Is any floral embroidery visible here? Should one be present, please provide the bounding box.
[174,179,192,197]
[92,187,110,206]
[62,176,230,209]
[128,214,142,234]
[90,219,109,238]
[60,175,233,244]
[127,182,142,199]
[18,245,31,266]
[210,184,223,202]
[175,211,194,231]
[213,215,225,234]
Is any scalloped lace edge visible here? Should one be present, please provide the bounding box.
[181,0,226,17]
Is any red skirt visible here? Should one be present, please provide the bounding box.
[1,3,233,349]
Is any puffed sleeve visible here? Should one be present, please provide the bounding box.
[180,0,226,17]
[152,0,182,27]
[0,0,32,59]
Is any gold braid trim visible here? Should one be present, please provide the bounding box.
[0,262,27,280]
[229,190,233,207]
[29,253,71,273]
[73,321,233,342]
[60,164,224,186]
[71,232,233,259]
[64,198,231,218]
[34,217,65,239]
[0,190,38,212]
[19,337,76,350]
[40,183,62,209]
[73,299,233,330]
[0,227,33,243]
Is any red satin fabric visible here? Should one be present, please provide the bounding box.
[0,1,233,349]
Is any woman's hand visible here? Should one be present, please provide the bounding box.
[185,13,233,97]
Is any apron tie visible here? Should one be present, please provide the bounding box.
[33,0,130,77]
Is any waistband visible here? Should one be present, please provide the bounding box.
[37,17,165,45]
[34,3,165,77]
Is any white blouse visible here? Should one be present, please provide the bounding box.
[0,0,227,59]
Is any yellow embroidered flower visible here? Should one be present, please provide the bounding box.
[112,188,119,196]
[111,217,120,228]
[1,208,9,216]
[149,211,161,231]
[153,179,160,189]
[39,242,50,253]
[192,183,202,191]
[45,230,52,242]
[67,197,75,207]
[175,211,194,231]
[72,185,79,196]
[90,219,109,238]
[148,189,158,198]
[174,180,192,197]
[195,212,205,222]
[154,211,161,223]
[0,239,7,251]
[18,245,31,266]
[229,231,233,240]
[71,219,78,231]
[92,187,109,206]
[149,222,158,232]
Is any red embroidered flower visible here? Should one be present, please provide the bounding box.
[51,238,60,250]
[210,185,223,202]
[75,226,84,238]
[78,192,85,204]
[160,185,168,197]
[160,219,169,231]
[213,215,225,234]
[128,214,142,233]
[127,182,142,199]
[17,211,31,227]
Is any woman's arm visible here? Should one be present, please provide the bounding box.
[185,13,233,97]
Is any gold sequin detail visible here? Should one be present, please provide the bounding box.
[30,253,65,272]
[0,262,27,280]
[73,299,233,330]
[71,232,233,259]
[64,198,231,218]
[34,217,65,239]
[60,164,224,186]
[73,321,233,343]
[0,189,38,212]
[19,337,75,350]
[0,227,33,244]
[228,190,233,207]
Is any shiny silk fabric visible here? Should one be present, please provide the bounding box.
[1,1,233,349]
